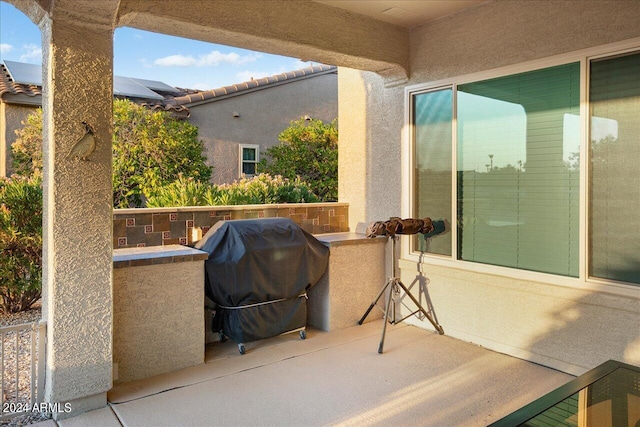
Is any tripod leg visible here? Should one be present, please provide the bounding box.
[398,280,444,334]
[358,280,390,325]
[378,284,394,354]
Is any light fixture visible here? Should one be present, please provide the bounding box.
[233,112,240,118]
[304,115,311,121]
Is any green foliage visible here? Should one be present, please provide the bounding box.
[258,117,338,201]
[12,108,43,177]
[112,99,212,208]
[12,101,213,208]
[145,173,319,207]
[0,175,43,313]
[145,175,213,207]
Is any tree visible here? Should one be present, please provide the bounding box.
[11,108,43,177]
[112,99,212,208]
[258,117,338,202]
[12,101,212,208]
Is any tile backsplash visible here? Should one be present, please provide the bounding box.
[113,203,349,249]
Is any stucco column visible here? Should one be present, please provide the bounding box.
[338,67,403,229]
[40,16,114,418]
[338,67,368,228]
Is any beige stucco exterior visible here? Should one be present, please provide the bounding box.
[187,70,337,184]
[392,0,640,375]
[112,247,206,384]
[0,69,337,185]
[5,0,640,418]
[0,102,38,176]
[308,234,387,331]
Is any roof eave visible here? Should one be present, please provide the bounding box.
[0,93,43,107]
[178,66,337,108]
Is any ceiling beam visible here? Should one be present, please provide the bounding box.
[117,0,409,84]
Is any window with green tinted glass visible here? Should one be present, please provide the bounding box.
[239,144,258,176]
[412,53,640,287]
[590,52,640,285]
[457,63,580,276]
[414,89,452,256]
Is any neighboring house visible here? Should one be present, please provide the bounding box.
[163,65,337,184]
[0,61,40,176]
[0,60,188,176]
[0,60,337,184]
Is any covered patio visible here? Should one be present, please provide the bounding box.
[38,320,572,426]
[4,0,640,424]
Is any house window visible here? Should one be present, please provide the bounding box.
[589,52,640,284]
[239,144,259,177]
[414,88,452,256]
[410,48,640,287]
[457,63,581,277]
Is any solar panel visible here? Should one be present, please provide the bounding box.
[4,61,173,101]
[131,77,180,94]
[3,60,42,86]
[113,76,164,100]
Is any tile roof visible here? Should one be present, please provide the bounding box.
[0,62,190,117]
[0,63,42,99]
[167,64,337,107]
[1,62,337,117]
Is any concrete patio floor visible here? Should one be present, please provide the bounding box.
[37,320,573,426]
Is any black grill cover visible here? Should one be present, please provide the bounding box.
[195,218,329,343]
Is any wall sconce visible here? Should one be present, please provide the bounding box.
[304,115,311,121]
[233,112,240,118]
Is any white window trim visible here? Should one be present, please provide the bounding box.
[402,36,640,300]
[238,143,259,178]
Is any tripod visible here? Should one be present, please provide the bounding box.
[358,235,444,353]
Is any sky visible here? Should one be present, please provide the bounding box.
[0,2,315,90]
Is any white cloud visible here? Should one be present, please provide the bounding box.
[138,58,153,69]
[0,43,13,54]
[154,54,197,67]
[154,50,260,67]
[19,44,42,62]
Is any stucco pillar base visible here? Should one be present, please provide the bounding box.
[52,392,107,421]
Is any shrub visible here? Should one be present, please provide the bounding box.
[145,175,213,207]
[259,117,338,201]
[0,175,43,313]
[145,173,319,207]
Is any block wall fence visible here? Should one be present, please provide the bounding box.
[113,203,349,249]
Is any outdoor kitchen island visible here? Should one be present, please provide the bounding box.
[309,232,388,331]
[110,231,388,384]
[112,245,208,384]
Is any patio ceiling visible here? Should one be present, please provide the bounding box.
[8,0,488,85]
[312,0,487,28]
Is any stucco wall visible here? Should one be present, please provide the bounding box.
[338,68,403,229]
[187,72,337,184]
[0,103,38,176]
[113,256,205,384]
[308,234,387,331]
[371,0,640,375]
[398,261,640,375]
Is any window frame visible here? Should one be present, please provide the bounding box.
[238,143,259,178]
[402,37,640,299]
